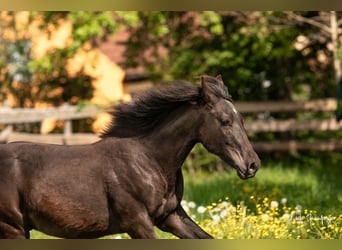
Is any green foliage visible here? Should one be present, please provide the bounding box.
[121,11,336,102]
[67,12,117,52]
[119,11,341,151]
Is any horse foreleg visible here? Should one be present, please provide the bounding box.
[126,217,157,239]
[157,205,213,239]
[127,223,157,239]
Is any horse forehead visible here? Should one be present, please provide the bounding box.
[223,99,238,115]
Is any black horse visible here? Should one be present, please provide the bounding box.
[0,75,260,239]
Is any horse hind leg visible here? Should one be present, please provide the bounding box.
[0,220,28,239]
[0,194,28,238]
[0,155,29,238]
[0,207,29,239]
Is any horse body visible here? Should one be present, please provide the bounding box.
[0,139,183,238]
[0,105,203,239]
[0,75,260,239]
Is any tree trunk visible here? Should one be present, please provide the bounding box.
[330,11,342,121]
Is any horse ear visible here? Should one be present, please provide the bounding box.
[216,74,230,94]
[201,76,219,104]
[216,74,224,85]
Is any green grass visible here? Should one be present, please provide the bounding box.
[30,225,173,239]
[183,162,342,216]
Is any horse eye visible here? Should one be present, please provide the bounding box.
[221,119,232,127]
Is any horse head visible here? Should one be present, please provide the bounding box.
[198,75,260,179]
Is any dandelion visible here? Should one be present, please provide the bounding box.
[295,205,303,212]
[220,201,231,208]
[188,201,196,209]
[270,201,279,209]
[261,214,270,221]
[228,205,237,214]
[181,200,187,207]
[281,198,287,205]
[220,209,228,218]
[197,206,206,214]
[181,200,189,213]
[280,213,290,222]
[214,206,222,212]
[212,214,221,224]
[206,205,213,210]
[195,197,342,239]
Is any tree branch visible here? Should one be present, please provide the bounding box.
[285,11,331,35]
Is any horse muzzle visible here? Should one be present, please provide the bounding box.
[236,161,260,180]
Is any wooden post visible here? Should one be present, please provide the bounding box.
[62,119,72,145]
[0,125,13,143]
[63,120,72,137]
[0,100,12,143]
[62,103,72,145]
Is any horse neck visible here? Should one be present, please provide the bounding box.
[143,104,200,171]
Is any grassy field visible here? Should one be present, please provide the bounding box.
[179,157,342,239]
[30,156,342,239]
[183,162,342,216]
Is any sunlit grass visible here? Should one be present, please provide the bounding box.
[188,198,342,239]
[30,227,172,239]
[183,163,341,215]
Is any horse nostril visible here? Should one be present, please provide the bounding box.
[249,162,258,172]
[244,162,259,178]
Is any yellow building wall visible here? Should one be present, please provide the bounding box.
[3,12,128,134]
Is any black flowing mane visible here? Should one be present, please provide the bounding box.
[100,76,231,138]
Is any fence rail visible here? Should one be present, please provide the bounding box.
[235,98,337,113]
[245,118,342,132]
[236,98,341,152]
[5,132,99,145]
[0,103,105,144]
[253,140,342,153]
[0,104,104,124]
[0,99,341,152]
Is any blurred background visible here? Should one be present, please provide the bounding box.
[0,11,342,238]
